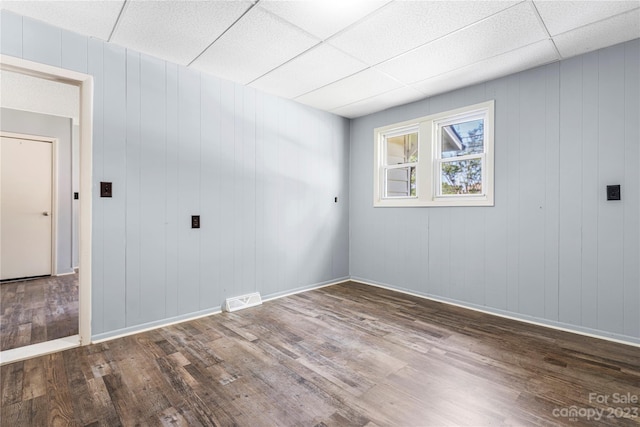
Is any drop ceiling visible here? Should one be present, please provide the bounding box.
[2,1,639,118]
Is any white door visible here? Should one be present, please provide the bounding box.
[0,136,53,280]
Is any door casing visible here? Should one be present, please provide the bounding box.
[0,54,93,356]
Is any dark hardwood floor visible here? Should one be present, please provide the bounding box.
[2,281,639,426]
[1,273,79,351]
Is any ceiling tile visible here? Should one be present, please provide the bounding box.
[328,0,519,65]
[330,86,425,118]
[260,0,391,40]
[295,68,403,111]
[112,0,253,66]
[553,8,640,58]
[534,0,639,36]
[190,6,320,85]
[376,2,548,84]
[412,40,559,98]
[249,43,367,99]
[1,0,124,40]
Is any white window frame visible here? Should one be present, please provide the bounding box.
[373,100,494,207]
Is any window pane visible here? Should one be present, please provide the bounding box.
[385,166,416,197]
[440,159,482,195]
[386,132,418,165]
[441,119,484,158]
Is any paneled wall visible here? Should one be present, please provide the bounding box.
[350,39,639,344]
[1,11,350,339]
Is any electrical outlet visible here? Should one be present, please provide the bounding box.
[607,185,621,201]
[191,215,200,229]
[100,182,112,198]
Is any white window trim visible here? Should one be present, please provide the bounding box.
[373,100,494,207]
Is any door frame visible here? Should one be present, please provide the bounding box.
[1,132,58,277]
[0,54,93,356]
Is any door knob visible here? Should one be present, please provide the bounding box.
[43,212,50,216]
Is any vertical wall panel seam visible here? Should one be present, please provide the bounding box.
[579,56,584,326]
[594,53,600,327]
[101,42,106,330]
[198,73,202,308]
[516,74,521,313]
[595,51,600,329]
[123,48,128,327]
[176,67,181,314]
[555,64,561,322]
[163,61,168,318]
[483,83,487,307]
[138,52,142,322]
[254,90,258,293]
[620,48,627,333]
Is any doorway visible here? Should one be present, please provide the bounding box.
[0,55,93,364]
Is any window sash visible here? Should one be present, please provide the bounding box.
[435,154,485,197]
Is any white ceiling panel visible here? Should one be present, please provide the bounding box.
[112,0,253,66]
[260,0,391,40]
[1,0,124,40]
[534,0,639,36]
[295,68,403,111]
[553,8,640,58]
[412,40,558,98]
[2,0,639,119]
[328,0,519,66]
[377,2,548,84]
[190,6,319,85]
[330,85,425,119]
[249,43,368,99]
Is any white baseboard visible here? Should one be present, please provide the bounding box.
[0,335,80,365]
[91,276,351,344]
[349,277,640,348]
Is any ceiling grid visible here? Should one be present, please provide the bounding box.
[1,0,638,118]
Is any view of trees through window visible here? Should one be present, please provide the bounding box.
[440,119,484,195]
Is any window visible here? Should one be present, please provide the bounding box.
[374,100,494,207]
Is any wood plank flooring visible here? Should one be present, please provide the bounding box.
[2,281,639,426]
[1,274,79,351]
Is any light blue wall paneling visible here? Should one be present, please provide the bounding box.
[558,56,583,326]
[165,62,179,319]
[200,72,222,310]
[581,51,600,331]
[61,30,87,74]
[139,53,167,323]
[623,41,640,338]
[350,39,640,344]
[2,12,350,339]
[1,10,22,57]
[102,43,126,332]
[87,37,104,334]
[22,17,61,67]
[597,44,626,334]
